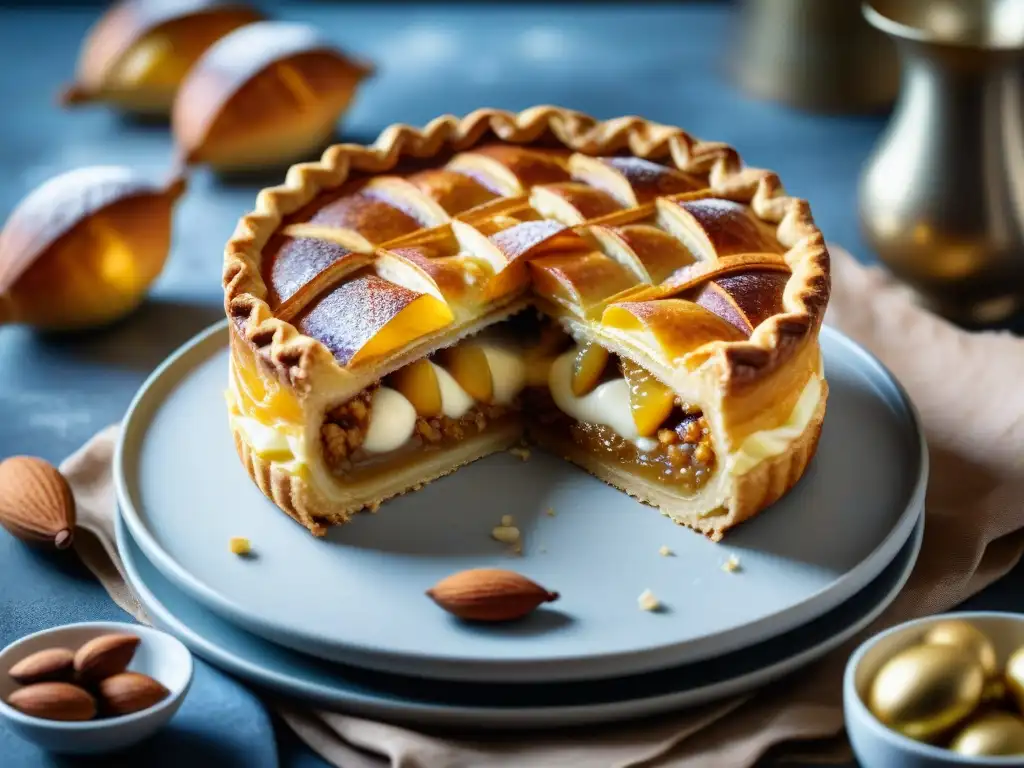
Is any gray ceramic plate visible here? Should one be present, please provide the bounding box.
[118,510,923,729]
[115,321,927,683]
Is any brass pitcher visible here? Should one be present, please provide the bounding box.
[859,0,1024,324]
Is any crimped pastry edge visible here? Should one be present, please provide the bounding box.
[222,105,830,400]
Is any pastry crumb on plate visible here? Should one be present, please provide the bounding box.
[638,589,662,612]
[229,537,251,555]
[491,525,520,545]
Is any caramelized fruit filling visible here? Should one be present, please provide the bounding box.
[533,335,717,492]
[319,332,526,479]
[315,317,716,491]
[530,387,716,492]
[321,384,518,480]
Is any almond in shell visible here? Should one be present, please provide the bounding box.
[74,633,140,684]
[97,672,169,717]
[0,457,75,549]
[8,647,75,685]
[426,568,559,622]
[7,682,97,721]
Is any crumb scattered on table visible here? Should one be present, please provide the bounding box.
[638,589,661,612]
[722,555,741,573]
[545,507,556,517]
[491,525,521,546]
[500,514,514,527]
[508,446,531,461]
[229,537,251,556]
[658,545,673,557]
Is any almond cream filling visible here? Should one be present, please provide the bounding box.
[357,343,528,455]
[229,343,824,482]
[547,349,659,452]
[727,373,822,475]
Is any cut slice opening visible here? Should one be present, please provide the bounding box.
[313,316,717,496]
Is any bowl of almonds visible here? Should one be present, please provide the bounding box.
[0,621,192,754]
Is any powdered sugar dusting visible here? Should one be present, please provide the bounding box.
[491,220,568,261]
[297,275,421,365]
[268,238,351,305]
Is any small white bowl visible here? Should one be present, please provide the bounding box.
[0,621,193,755]
[845,612,1024,768]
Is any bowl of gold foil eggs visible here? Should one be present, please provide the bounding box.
[845,612,1024,766]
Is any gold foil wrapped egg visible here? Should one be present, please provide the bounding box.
[950,712,1024,757]
[868,643,985,741]
[60,0,264,116]
[1004,645,1024,713]
[923,620,999,678]
[171,21,374,172]
[0,166,186,331]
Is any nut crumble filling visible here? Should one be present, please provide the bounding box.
[321,385,519,478]
[526,379,717,493]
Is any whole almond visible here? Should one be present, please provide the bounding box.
[7,682,96,721]
[426,568,559,622]
[0,457,75,549]
[8,647,75,685]
[97,672,169,717]
[74,633,140,684]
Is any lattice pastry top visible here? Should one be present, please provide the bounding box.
[222,106,830,539]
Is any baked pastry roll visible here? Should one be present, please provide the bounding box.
[223,107,830,540]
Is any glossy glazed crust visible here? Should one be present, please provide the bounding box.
[222,105,831,536]
[225,106,828,399]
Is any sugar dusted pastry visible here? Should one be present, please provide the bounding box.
[172,21,373,172]
[0,166,185,330]
[60,0,264,115]
[223,107,830,541]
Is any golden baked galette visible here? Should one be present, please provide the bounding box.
[223,107,830,541]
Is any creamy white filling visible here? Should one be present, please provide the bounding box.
[233,413,291,456]
[232,357,825,483]
[480,342,527,405]
[728,374,823,475]
[362,387,418,453]
[360,343,528,455]
[548,349,646,444]
[433,364,475,419]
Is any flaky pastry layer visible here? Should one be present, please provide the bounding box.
[222,106,831,538]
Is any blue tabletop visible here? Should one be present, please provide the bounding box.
[1,2,1021,766]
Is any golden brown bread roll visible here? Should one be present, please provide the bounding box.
[61,0,264,115]
[0,166,185,330]
[172,21,373,172]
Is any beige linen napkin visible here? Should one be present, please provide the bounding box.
[59,245,1024,767]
